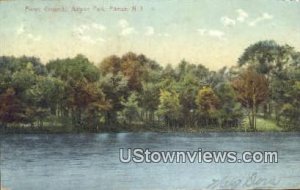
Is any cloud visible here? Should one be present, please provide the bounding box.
[197,28,225,40]
[144,26,169,37]
[73,23,106,36]
[208,30,225,40]
[16,24,25,35]
[236,9,249,22]
[118,19,129,28]
[120,27,136,36]
[220,9,248,28]
[220,16,236,27]
[283,0,300,2]
[72,23,106,44]
[248,12,273,26]
[219,9,272,28]
[118,19,137,36]
[197,29,206,35]
[158,33,170,37]
[16,24,41,42]
[78,36,105,44]
[145,26,154,36]
[27,33,41,41]
[220,9,272,28]
[73,25,89,36]
[91,23,106,31]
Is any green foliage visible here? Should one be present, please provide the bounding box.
[140,82,160,112]
[47,54,99,82]
[215,83,243,127]
[0,40,299,132]
[241,117,283,132]
[157,90,181,127]
[118,93,141,124]
[99,73,129,124]
[195,86,220,115]
[238,40,293,75]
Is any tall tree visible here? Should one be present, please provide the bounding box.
[99,55,121,76]
[238,40,295,117]
[157,90,181,128]
[0,88,25,125]
[231,68,269,130]
[195,86,220,127]
[215,83,242,127]
[118,93,141,125]
[99,73,129,124]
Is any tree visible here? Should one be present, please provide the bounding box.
[177,72,200,127]
[120,52,146,91]
[47,54,100,82]
[157,90,181,128]
[46,55,110,129]
[271,51,300,127]
[99,55,121,76]
[118,93,141,125]
[0,47,298,131]
[215,83,243,127]
[0,88,25,125]
[195,86,220,127]
[231,68,269,130]
[139,82,160,123]
[238,40,293,75]
[99,73,129,124]
[67,80,111,128]
[238,40,294,117]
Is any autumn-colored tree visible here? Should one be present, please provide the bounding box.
[0,43,298,132]
[67,79,111,128]
[238,40,294,118]
[0,88,25,124]
[99,55,121,76]
[195,86,220,126]
[120,52,145,91]
[195,87,220,114]
[231,68,269,130]
[47,55,110,128]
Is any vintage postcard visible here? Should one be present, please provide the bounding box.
[0,0,300,189]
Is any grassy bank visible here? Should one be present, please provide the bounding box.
[1,117,297,134]
[238,117,284,132]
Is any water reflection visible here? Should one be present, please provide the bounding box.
[1,132,300,189]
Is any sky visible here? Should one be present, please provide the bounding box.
[0,0,300,70]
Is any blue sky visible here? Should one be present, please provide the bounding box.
[1,0,300,70]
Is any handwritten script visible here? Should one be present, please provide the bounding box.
[206,172,280,189]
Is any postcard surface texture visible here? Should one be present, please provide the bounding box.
[0,0,300,189]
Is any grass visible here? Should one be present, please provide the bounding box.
[1,117,288,134]
[240,117,283,132]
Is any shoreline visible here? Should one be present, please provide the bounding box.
[0,124,297,134]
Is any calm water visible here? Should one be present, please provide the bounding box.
[1,132,300,190]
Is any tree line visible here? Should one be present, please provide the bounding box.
[0,40,299,132]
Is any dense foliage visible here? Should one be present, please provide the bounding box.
[0,40,299,131]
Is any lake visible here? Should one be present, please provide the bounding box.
[1,132,300,189]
